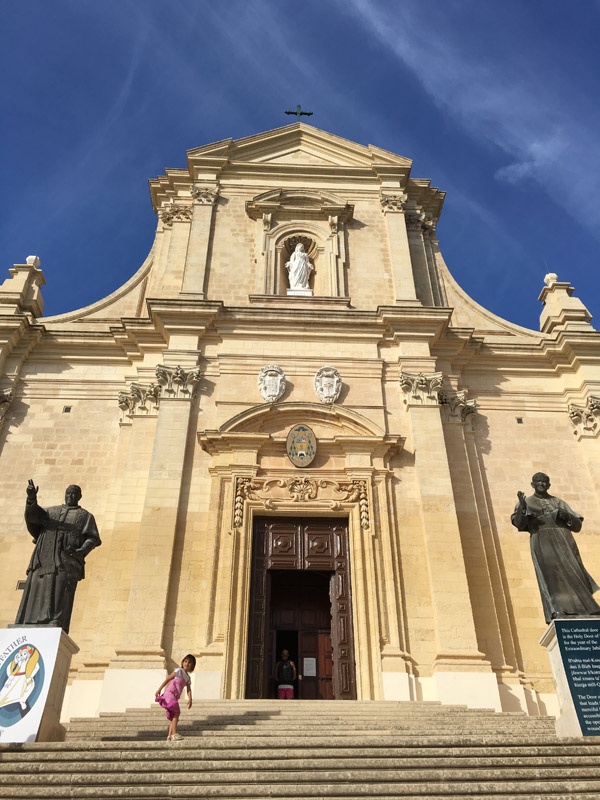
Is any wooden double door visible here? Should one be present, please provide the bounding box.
[245,517,357,700]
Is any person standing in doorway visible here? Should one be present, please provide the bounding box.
[275,649,297,699]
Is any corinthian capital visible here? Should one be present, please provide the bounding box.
[438,389,477,423]
[157,204,193,227]
[380,192,408,213]
[117,382,161,422]
[155,364,202,398]
[400,371,443,406]
[569,396,600,439]
[0,386,13,422]
[190,185,219,206]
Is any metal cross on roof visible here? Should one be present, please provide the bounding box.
[285,104,313,121]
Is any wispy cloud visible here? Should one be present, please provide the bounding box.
[343,0,600,237]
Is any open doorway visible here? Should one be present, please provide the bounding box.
[270,570,333,699]
[245,517,356,700]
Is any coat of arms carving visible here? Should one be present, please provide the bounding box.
[314,366,342,404]
[286,424,317,468]
[258,364,286,403]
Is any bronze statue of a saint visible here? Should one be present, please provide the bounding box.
[15,480,101,634]
[511,472,600,623]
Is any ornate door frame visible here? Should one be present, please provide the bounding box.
[198,402,404,701]
[246,516,356,700]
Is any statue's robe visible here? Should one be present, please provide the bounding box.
[15,500,101,633]
[512,493,600,623]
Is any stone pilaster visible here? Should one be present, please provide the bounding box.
[380,193,419,304]
[181,185,219,296]
[405,212,435,306]
[401,371,500,708]
[109,364,201,670]
[156,204,193,294]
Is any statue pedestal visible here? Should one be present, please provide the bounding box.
[287,288,313,297]
[0,627,78,743]
[540,618,600,737]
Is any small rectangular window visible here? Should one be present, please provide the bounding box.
[16,580,26,590]
[63,406,72,413]
[516,417,524,424]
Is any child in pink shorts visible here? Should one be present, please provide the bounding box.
[155,654,195,740]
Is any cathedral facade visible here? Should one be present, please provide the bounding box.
[1,124,598,720]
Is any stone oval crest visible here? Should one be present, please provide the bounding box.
[286,424,317,468]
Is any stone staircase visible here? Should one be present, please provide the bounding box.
[2,700,600,798]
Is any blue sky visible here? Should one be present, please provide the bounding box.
[1,1,599,329]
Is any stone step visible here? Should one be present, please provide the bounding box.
[7,778,600,798]
[66,719,555,730]
[5,739,600,759]
[64,723,556,738]
[5,757,600,777]
[6,752,600,771]
[7,763,600,784]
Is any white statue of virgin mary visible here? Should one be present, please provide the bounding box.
[285,243,313,291]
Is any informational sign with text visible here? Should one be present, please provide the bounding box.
[555,619,600,736]
[0,627,62,743]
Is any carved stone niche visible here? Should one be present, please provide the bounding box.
[569,396,600,440]
[246,189,353,298]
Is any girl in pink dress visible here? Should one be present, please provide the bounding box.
[155,654,195,740]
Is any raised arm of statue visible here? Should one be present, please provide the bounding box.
[24,480,53,539]
[511,490,534,532]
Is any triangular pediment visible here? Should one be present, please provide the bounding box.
[186,123,413,171]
